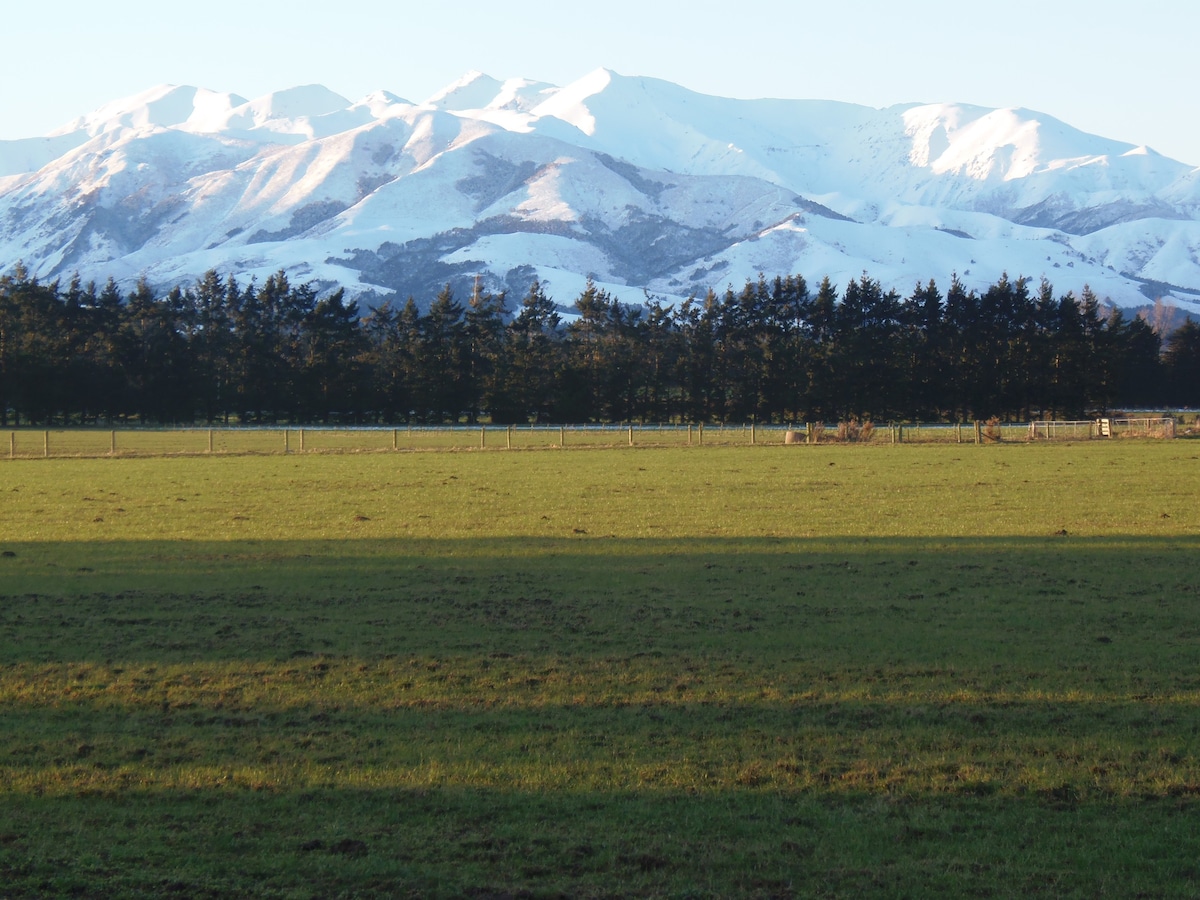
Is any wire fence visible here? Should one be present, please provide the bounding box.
[1027,417,1178,441]
[0,417,1186,460]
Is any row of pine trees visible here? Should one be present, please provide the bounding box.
[1,264,1197,427]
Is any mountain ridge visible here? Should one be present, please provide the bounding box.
[2,68,1198,314]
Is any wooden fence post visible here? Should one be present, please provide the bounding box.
[480,426,486,449]
[392,428,398,450]
[299,428,305,452]
[628,424,634,446]
[560,425,565,448]
[506,425,512,450]
[974,421,982,445]
[110,430,116,455]
[208,429,214,453]
[698,422,704,446]
[9,432,14,458]
[284,430,289,454]
[751,422,756,445]
[44,431,49,458]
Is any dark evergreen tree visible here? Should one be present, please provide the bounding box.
[191,270,238,423]
[1026,279,1062,419]
[831,273,905,419]
[418,284,468,421]
[671,290,719,423]
[360,299,417,422]
[902,279,945,420]
[298,288,364,421]
[0,267,64,424]
[118,277,195,422]
[562,279,614,422]
[636,297,678,421]
[765,274,812,423]
[803,276,840,421]
[463,281,510,422]
[1163,320,1200,408]
[506,278,562,423]
[941,274,982,420]
[1102,309,1162,410]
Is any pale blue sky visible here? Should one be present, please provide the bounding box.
[4,0,1198,165]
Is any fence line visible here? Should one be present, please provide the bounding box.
[1,417,1185,460]
[1028,417,1177,441]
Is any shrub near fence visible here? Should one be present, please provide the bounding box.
[2,417,1182,460]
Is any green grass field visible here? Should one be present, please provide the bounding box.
[1,442,1198,897]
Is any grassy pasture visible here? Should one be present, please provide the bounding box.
[1,442,1198,897]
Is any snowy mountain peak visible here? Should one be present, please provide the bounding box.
[239,84,353,124]
[488,77,560,113]
[421,72,561,133]
[425,70,505,110]
[49,84,250,138]
[529,67,620,135]
[352,90,414,117]
[901,102,1143,182]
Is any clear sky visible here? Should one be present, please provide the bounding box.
[4,0,1198,166]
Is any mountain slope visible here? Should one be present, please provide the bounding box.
[2,69,1198,313]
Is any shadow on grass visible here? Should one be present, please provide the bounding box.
[0,534,1197,668]
[2,786,1199,898]
[2,536,1199,896]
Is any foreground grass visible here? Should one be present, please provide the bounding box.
[1,443,1198,896]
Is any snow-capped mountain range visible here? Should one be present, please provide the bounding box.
[3,68,1200,314]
